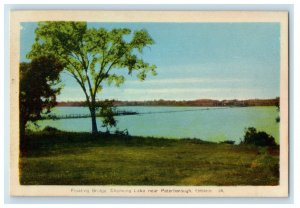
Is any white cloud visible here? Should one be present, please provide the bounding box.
[58,85,275,101]
[126,78,248,85]
[57,77,272,102]
[124,88,254,94]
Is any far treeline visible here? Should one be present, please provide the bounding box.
[57,97,280,107]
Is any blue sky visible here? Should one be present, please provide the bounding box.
[20,22,280,101]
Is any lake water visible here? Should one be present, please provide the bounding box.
[32,106,279,143]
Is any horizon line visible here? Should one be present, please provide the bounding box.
[57,97,280,103]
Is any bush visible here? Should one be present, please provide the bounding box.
[43,126,60,132]
[219,140,235,145]
[241,127,277,146]
[98,99,117,132]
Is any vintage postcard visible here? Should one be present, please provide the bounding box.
[10,11,288,197]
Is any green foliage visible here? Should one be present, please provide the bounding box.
[98,100,117,131]
[219,140,235,145]
[43,126,60,133]
[27,21,157,133]
[19,55,64,137]
[240,127,277,146]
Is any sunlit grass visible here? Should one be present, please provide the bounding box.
[20,131,279,185]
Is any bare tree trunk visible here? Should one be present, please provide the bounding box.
[89,105,98,134]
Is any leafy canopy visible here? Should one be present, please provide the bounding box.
[27,22,157,104]
[20,55,64,126]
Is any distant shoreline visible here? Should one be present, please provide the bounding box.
[56,98,279,107]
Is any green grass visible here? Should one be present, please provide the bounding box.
[20,131,279,185]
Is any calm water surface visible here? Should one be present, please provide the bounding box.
[32,106,279,143]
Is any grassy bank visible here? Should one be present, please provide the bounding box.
[20,131,279,185]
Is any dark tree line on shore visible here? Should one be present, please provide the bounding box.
[56,97,280,107]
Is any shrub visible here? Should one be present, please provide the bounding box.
[241,127,277,146]
[219,140,235,145]
[43,126,60,132]
[98,99,117,132]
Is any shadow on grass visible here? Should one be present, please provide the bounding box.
[21,130,212,157]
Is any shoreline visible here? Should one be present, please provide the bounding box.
[56,98,279,107]
[23,129,280,147]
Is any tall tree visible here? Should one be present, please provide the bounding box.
[20,55,64,139]
[28,22,157,134]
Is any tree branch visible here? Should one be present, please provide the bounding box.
[65,60,91,105]
[67,70,91,107]
[94,58,119,95]
[92,40,127,96]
